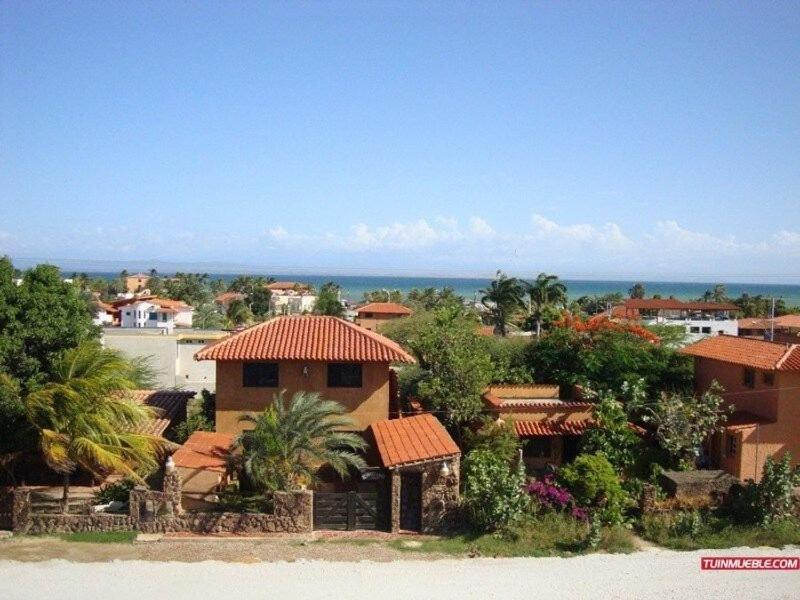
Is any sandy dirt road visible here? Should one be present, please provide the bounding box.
[1,545,799,599]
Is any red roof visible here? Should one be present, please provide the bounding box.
[172,431,234,473]
[621,299,739,312]
[214,291,246,305]
[113,296,193,311]
[130,390,194,437]
[514,419,594,436]
[357,302,412,316]
[681,335,800,371]
[773,314,800,329]
[195,315,415,363]
[267,281,311,291]
[369,414,460,468]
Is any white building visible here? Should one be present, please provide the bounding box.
[267,281,316,315]
[92,301,118,326]
[102,328,228,392]
[614,299,739,343]
[117,297,194,331]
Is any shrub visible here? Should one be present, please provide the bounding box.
[526,473,587,520]
[557,453,628,524]
[725,453,800,525]
[462,448,527,531]
[93,479,135,504]
[579,388,642,473]
[463,416,520,463]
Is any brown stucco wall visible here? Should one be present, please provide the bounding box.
[694,357,800,481]
[215,360,391,435]
[355,314,405,332]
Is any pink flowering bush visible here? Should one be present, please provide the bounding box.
[526,474,587,521]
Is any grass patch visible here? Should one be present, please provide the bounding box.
[639,513,800,550]
[56,531,137,544]
[390,513,636,558]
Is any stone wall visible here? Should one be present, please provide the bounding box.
[390,458,460,534]
[9,475,313,535]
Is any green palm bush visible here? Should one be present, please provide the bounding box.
[233,390,367,493]
[24,342,172,511]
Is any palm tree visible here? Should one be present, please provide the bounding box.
[24,343,171,511]
[225,298,252,327]
[480,271,524,337]
[233,391,366,493]
[523,272,568,337]
[193,302,225,329]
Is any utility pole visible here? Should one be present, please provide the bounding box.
[769,297,776,342]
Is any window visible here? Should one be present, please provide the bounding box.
[763,371,775,386]
[242,362,279,387]
[327,363,363,388]
[524,437,553,459]
[701,327,711,334]
[162,313,168,322]
[125,311,131,316]
[743,368,755,389]
[148,312,158,321]
[689,326,700,333]
[725,434,738,457]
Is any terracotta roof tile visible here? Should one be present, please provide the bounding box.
[622,299,739,312]
[129,390,194,437]
[172,431,234,472]
[681,334,800,371]
[195,315,415,363]
[369,414,460,468]
[356,302,413,316]
[514,419,594,436]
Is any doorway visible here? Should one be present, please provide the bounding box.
[399,472,422,531]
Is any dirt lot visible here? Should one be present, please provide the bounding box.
[0,532,448,563]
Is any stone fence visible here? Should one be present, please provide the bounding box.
[3,468,312,536]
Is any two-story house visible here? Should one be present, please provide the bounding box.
[681,334,800,481]
[116,297,194,330]
[615,299,739,342]
[355,302,412,332]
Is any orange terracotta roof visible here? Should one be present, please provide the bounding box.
[214,291,246,305]
[172,431,234,473]
[113,296,193,311]
[724,411,775,431]
[483,384,563,409]
[773,314,800,329]
[514,419,594,436]
[681,335,800,371]
[129,390,194,437]
[195,315,415,363]
[369,414,460,468]
[356,302,413,316]
[622,299,738,312]
[738,318,770,329]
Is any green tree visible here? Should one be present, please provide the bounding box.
[362,289,404,303]
[248,287,272,318]
[462,447,527,531]
[402,307,492,430]
[700,284,728,303]
[631,382,730,469]
[463,417,521,463]
[558,452,628,524]
[24,343,171,509]
[225,298,252,327]
[480,271,524,337]
[523,272,567,337]
[233,391,366,492]
[164,272,212,306]
[314,282,344,317]
[579,386,644,473]
[629,283,646,299]
[173,389,216,443]
[193,303,225,329]
[146,268,165,296]
[406,287,462,311]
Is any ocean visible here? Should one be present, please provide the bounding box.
[77,272,800,306]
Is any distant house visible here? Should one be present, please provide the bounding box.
[612,298,738,342]
[483,385,593,471]
[214,291,246,310]
[129,389,194,439]
[355,302,412,331]
[116,297,194,331]
[739,315,800,343]
[267,281,316,315]
[125,272,151,294]
[681,335,800,481]
[92,300,119,326]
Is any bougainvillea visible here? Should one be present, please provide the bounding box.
[526,474,587,521]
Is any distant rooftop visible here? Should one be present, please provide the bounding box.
[681,334,800,371]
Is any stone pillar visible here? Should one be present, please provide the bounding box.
[11,489,31,533]
[390,469,401,534]
[162,468,183,516]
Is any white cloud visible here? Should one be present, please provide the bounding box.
[267,226,290,241]
[469,217,494,237]
[530,214,632,251]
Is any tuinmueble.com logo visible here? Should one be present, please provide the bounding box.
[701,557,800,570]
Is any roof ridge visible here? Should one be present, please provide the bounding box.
[775,343,800,370]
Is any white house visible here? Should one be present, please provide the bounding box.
[267,281,316,315]
[614,299,739,343]
[117,297,194,331]
[92,301,118,326]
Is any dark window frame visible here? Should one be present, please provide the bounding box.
[242,362,279,388]
[524,437,553,459]
[725,434,737,457]
[327,363,363,388]
[743,368,755,389]
[762,371,775,386]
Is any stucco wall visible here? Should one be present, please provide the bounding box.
[215,360,391,434]
[695,357,800,481]
[355,314,405,332]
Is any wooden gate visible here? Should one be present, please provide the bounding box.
[313,491,385,531]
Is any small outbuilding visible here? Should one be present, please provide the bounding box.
[368,413,461,533]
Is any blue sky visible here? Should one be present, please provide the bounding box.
[2,2,799,280]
